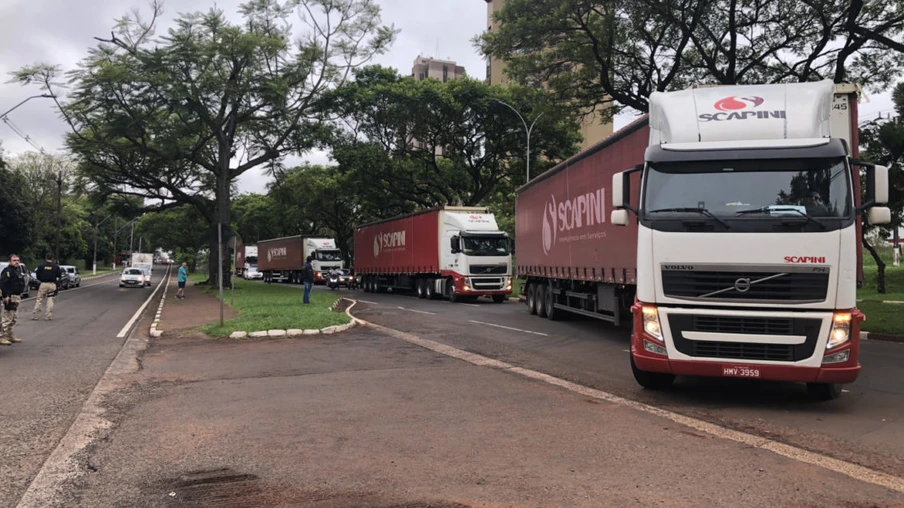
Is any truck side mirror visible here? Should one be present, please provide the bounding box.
[612,164,642,215]
[450,236,460,254]
[874,164,889,205]
[611,209,629,226]
[509,238,515,255]
[868,206,891,225]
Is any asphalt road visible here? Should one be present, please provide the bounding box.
[328,284,904,477]
[0,273,162,508]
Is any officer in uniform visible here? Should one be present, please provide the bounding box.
[33,252,62,321]
[0,254,27,346]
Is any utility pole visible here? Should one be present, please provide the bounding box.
[492,99,544,183]
[55,170,63,260]
[93,215,113,275]
[130,222,135,253]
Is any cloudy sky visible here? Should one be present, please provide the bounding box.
[0,0,898,195]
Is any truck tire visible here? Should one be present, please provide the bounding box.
[545,284,560,320]
[425,279,436,300]
[446,279,459,303]
[492,295,506,303]
[362,276,370,292]
[416,278,426,299]
[806,382,843,401]
[630,354,675,390]
[536,284,548,318]
[527,283,538,315]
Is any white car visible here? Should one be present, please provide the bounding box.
[119,268,146,288]
[244,266,263,280]
[60,265,81,287]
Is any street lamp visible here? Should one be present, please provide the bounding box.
[492,99,544,183]
[55,169,66,260]
[93,214,114,275]
[0,94,54,120]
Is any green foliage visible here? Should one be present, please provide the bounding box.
[0,155,32,258]
[479,0,904,117]
[231,193,286,245]
[135,205,208,259]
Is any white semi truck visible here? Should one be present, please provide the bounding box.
[609,80,890,400]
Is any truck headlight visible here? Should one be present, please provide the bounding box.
[642,306,663,341]
[827,313,852,349]
[463,277,471,287]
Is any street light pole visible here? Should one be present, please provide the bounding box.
[55,170,63,260]
[492,99,544,183]
[93,215,113,275]
[0,94,54,119]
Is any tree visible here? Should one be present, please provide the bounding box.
[13,0,396,283]
[329,66,581,212]
[231,193,287,245]
[479,0,904,120]
[135,206,209,266]
[0,148,33,258]
[860,81,904,293]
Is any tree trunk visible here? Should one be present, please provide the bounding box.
[216,160,232,290]
[862,235,886,294]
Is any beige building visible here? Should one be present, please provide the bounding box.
[412,56,466,82]
[483,0,613,150]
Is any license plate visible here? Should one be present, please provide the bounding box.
[722,365,761,378]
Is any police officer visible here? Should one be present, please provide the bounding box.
[0,253,27,346]
[33,252,62,321]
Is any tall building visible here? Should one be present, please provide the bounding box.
[412,56,466,82]
[483,0,613,150]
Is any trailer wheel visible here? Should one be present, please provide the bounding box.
[425,279,436,300]
[416,278,426,299]
[545,284,561,320]
[630,354,675,390]
[536,284,548,318]
[526,283,538,315]
[806,382,843,401]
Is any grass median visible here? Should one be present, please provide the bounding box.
[189,275,350,337]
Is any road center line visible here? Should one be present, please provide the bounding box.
[116,269,170,338]
[398,306,436,315]
[357,300,380,305]
[347,302,904,495]
[468,320,549,336]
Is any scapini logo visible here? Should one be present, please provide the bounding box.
[541,187,606,256]
[699,96,786,122]
[267,247,287,262]
[373,231,406,258]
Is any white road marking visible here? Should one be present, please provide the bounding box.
[357,300,380,305]
[116,271,169,338]
[398,306,436,315]
[462,303,480,308]
[468,320,549,337]
[348,303,904,495]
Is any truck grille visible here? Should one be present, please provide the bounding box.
[668,314,821,362]
[470,277,505,290]
[661,269,829,303]
[470,264,508,275]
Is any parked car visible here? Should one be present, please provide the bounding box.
[243,266,264,280]
[0,262,31,298]
[30,267,70,291]
[60,265,81,288]
[119,268,147,288]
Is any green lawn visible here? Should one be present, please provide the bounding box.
[858,265,904,301]
[189,275,350,337]
[858,300,904,336]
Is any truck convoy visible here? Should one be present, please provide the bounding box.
[130,252,154,286]
[258,235,344,284]
[234,245,259,278]
[516,80,890,400]
[354,206,513,302]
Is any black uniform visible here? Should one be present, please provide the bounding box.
[0,265,26,297]
[35,261,63,286]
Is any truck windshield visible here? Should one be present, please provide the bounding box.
[461,235,510,256]
[315,250,343,261]
[246,256,258,264]
[644,157,851,219]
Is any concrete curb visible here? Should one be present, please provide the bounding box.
[148,267,173,338]
[226,297,356,339]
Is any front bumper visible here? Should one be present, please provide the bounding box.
[630,302,862,384]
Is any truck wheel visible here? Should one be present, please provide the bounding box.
[545,284,560,320]
[448,282,460,303]
[416,279,426,299]
[536,284,548,318]
[493,295,506,304]
[806,382,843,401]
[631,354,675,390]
[425,279,436,300]
[527,283,537,315]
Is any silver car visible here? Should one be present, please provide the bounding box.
[119,268,147,288]
[60,265,81,288]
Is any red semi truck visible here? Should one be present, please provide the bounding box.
[354,206,513,302]
[517,81,891,400]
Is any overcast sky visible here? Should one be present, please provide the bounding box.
[0,0,898,195]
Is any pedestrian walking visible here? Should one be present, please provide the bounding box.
[176,262,188,299]
[302,256,315,304]
[0,254,27,345]
[33,252,62,321]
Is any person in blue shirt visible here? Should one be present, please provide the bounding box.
[177,262,188,299]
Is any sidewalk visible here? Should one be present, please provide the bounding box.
[157,275,238,333]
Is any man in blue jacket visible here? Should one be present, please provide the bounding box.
[302,256,315,304]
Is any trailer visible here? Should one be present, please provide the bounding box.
[354,206,513,302]
[258,235,344,284]
[517,81,890,400]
